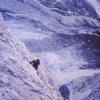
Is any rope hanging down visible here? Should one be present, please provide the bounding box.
[38,36,47,64]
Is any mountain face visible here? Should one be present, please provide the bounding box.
[37,0,98,18]
[0,0,100,37]
[67,73,100,100]
[0,0,100,100]
[0,13,62,100]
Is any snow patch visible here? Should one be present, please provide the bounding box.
[53,69,100,86]
[55,0,64,3]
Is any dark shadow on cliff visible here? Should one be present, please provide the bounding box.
[59,84,70,100]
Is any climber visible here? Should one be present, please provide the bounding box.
[30,57,40,72]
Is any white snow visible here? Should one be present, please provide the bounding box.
[52,69,100,86]
[61,15,100,27]
[55,0,64,3]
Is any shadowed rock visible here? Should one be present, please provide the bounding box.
[59,84,70,100]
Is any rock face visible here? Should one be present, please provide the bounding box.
[0,0,100,37]
[0,13,62,100]
[37,0,98,18]
[59,85,70,100]
[83,88,100,100]
[67,73,100,100]
[0,0,100,100]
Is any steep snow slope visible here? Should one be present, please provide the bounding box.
[0,13,62,100]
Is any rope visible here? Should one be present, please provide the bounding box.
[38,36,47,65]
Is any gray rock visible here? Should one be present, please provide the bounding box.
[0,13,62,100]
[83,88,100,100]
[67,73,100,100]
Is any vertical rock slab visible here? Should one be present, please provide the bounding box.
[0,13,62,100]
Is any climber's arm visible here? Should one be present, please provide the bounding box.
[30,60,34,64]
